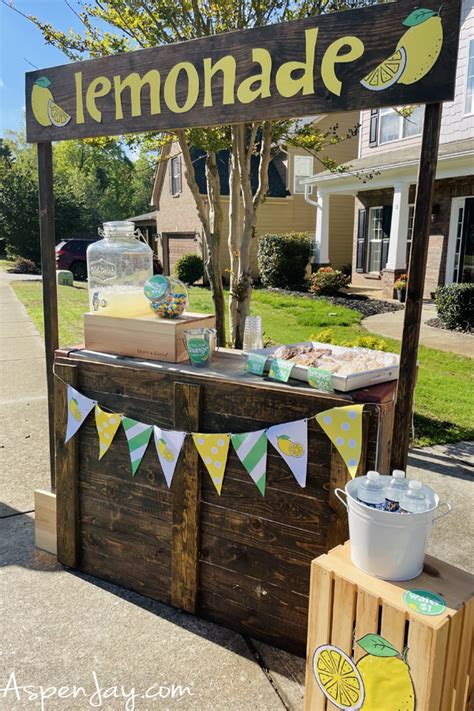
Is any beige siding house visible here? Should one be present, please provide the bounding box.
[304,0,474,299]
[141,113,359,277]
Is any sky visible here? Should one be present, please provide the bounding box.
[0,0,97,136]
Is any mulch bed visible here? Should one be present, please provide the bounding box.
[263,287,404,318]
[425,317,473,334]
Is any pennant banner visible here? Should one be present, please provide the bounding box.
[192,433,230,495]
[95,405,121,460]
[315,404,364,478]
[65,385,95,443]
[153,426,186,487]
[122,417,153,475]
[267,419,308,488]
[231,429,267,496]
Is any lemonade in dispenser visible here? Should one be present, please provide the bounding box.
[87,221,153,317]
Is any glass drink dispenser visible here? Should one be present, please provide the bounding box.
[87,221,153,317]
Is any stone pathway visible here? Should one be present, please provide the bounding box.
[363,302,473,357]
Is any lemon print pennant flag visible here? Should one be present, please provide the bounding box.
[65,385,95,443]
[192,433,230,495]
[316,404,363,478]
[153,426,186,488]
[95,405,121,460]
[266,419,308,488]
[122,417,153,476]
[231,429,267,496]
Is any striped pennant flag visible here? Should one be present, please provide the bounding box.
[231,429,267,496]
[122,417,153,476]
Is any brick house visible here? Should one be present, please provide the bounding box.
[303,0,473,299]
[131,113,359,277]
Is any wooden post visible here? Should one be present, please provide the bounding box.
[37,142,59,491]
[55,362,80,567]
[391,103,443,472]
[171,382,201,612]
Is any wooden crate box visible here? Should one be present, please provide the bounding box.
[305,543,474,711]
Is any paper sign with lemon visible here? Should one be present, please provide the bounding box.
[313,634,416,710]
[266,419,308,488]
[65,385,95,443]
[153,426,186,488]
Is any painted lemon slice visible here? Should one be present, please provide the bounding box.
[47,99,71,127]
[360,47,407,91]
[313,644,365,710]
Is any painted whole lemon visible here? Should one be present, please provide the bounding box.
[313,644,364,710]
[31,77,54,127]
[277,435,304,458]
[357,654,415,711]
[158,438,175,462]
[397,15,443,85]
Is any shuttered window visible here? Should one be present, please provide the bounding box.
[369,110,379,147]
[170,155,182,195]
[367,205,392,273]
[356,209,367,273]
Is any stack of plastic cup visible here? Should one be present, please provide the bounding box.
[243,316,263,351]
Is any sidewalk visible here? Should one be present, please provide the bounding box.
[363,302,473,357]
[1,280,472,710]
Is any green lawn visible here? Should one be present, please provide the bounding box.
[11,281,474,447]
[0,258,14,271]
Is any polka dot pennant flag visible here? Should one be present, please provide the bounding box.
[315,404,364,478]
[95,405,121,460]
[231,429,267,496]
[65,385,96,443]
[192,433,230,495]
[153,426,186,488]
[122,417,153,476]
[266,419,308,488]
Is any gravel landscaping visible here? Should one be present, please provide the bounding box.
[263,287,404,318]
[425,317,473,334]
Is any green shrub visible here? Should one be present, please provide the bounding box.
[10,257,41,274]
[174,253,204,285]
[340,335,388,351]
[257,232,311,289]
[309,266,350,295]
[435,283,473,332]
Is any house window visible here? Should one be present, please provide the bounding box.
[170,155,182,195]
[406,204,415,266]
[293,155,313,194]
[466,40,474,115]
[378,106,424,145]
[368,207,384,272]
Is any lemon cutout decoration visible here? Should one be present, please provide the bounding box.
[277,435,304,458]
[361,8,443,91]
[31,76,71,128]
[157,437,175,462]
[69,398,82,422]
[360,48,407,91]
[356,634,415,711]
[313,644,364,710]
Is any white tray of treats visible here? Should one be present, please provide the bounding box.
[244,341,399,392]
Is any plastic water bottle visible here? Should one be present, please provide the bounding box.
[384,470,408,512]
[399,480,429,514]
[357,471,386,510]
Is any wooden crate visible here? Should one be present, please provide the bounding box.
[84,311,216,363]
[305,543,474,711]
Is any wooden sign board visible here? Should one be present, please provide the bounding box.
[25,0,461,143]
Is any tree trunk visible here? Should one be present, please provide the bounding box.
[228,133,243,346]
[176,131,226,346]
[231,122,272,349]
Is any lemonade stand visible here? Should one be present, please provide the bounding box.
[26,1,471,709]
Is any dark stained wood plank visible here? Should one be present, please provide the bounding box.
[199,562,309,628]
[81,522,171,565]
[26,0,460,142]
[55,362,79,567]
[80,494,172,545]
[391,103,444,471]
[79,474,172,522]
[38,142,58,490]
[171,382,201,613]
[200,530,317,596]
